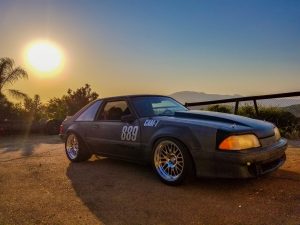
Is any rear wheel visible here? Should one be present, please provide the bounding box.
[153,138,193,185]
[65,133,92,162]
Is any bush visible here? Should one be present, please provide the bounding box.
[0,94,26,121]
[206,104,300,138]
[207,104,233,114]
[255,107,299,137]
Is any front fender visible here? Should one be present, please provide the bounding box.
[143,125,202,163]
[150,125,200,149]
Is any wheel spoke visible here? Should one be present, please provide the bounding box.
[160,158,167,162]
[172,144,176,153]
[163,163,168,169]
[172,169,176,176]
[162,148,168,156]
[167,167,171,175]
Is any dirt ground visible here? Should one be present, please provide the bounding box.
[0,135,299,225]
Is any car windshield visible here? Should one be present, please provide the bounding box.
[132,96,188,117]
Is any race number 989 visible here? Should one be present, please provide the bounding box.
[121,126,139,141]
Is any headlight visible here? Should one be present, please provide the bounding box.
[219,134,261,151]
[274,127,281,141]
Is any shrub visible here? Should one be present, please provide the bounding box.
[237,105,257,118]
[255,106,299,137]
[207,104,300,138]
[207,104,233,114]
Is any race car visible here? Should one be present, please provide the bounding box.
[59,95,287,185]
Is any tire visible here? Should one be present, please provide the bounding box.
[65,132,92,162]
[152,138,193,185]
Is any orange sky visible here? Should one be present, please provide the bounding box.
[1,1,299,102]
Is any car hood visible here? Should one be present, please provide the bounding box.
[173,110,275,138]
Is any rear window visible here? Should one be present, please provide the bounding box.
[76,101,102,121]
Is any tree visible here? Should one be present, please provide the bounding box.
[46,84,99,120]
[0,93,26,121]
[0,57,28,99]
[23,94,46,122]
[65,84,99,115]
[46,97,68,120]
[0,93,14,121]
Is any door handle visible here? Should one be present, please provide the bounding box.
[92,124,99,129]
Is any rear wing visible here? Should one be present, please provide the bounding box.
[184,91,300,115]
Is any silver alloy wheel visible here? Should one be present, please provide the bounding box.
[154,140,184,181]
[66,134,79,160]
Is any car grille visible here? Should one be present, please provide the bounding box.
[259,135,277,147]
[248,154,286,176]
[261,155,285,173]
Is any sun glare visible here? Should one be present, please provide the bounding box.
[26,40,63,76]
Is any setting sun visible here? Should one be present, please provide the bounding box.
[26,40,63,75]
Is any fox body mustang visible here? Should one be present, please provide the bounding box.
[60,95,287,185]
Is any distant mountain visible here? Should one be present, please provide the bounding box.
[284,104,300,118]
[169,91,241,104]
[169,91,300,113]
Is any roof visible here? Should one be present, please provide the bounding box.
[98,94,170,101]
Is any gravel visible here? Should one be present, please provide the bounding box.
[0,135,299,225]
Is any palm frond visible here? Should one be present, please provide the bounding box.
[0,58,28,99]
[3,67,28,87]
[0,57,14,69]
[7,89,28,100]
[0,58,14,80]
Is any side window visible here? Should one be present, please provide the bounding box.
[99,101,131,121]
[76,101,102,121]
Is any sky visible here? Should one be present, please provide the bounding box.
[1,0,299,102]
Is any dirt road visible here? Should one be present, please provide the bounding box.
[0,135,299,225]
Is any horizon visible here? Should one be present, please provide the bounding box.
[1,0,299,102]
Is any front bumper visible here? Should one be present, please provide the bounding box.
[194,138,287,178]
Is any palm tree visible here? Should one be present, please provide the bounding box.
[0,57,28,99]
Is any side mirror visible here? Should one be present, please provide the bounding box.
[121,114,136,123]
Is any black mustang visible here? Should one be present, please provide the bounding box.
[59,95,287,185]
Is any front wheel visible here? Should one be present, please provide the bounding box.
[65,133,92,162]
[152,138,193,185]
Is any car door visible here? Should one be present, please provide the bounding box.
[86,99,142,160]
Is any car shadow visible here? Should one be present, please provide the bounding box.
[0,134,61,156]
[66,157,300,225]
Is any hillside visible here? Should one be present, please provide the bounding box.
[169,91,241,104]
[284,104,300,118]
[170,91,300,108]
